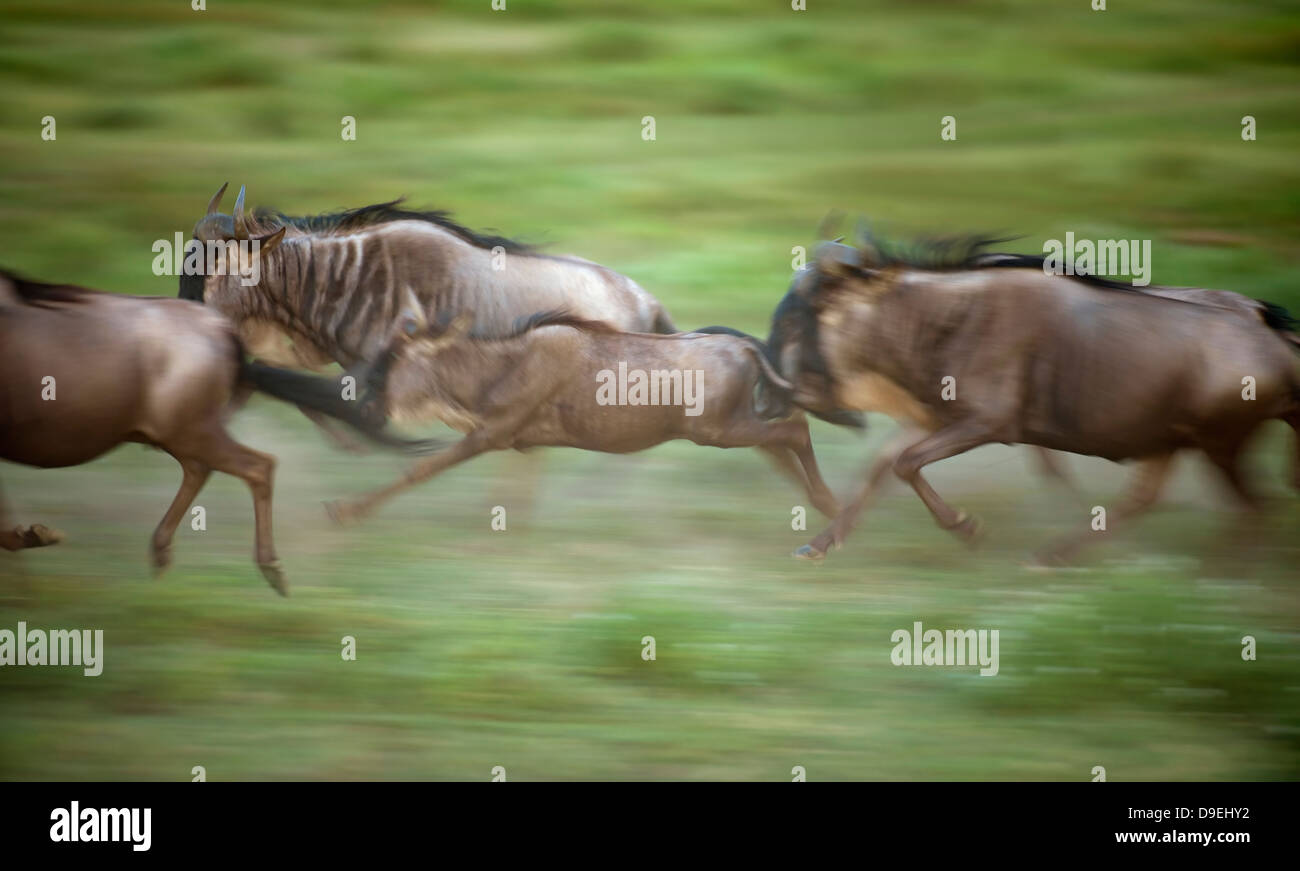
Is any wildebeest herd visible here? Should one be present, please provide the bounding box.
[3,184,1298,594]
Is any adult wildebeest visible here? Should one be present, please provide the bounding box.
[289,310,841,529]
[1,268,427,594]
[179,184,677,446]
[766,233,1300,563]
[782,238,1300,488]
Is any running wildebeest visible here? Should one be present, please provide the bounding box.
[766,232,1300,563]
[289,310,841,529]
[791,238,1300,489]
[0,268,428,594]
[179,183,680,449]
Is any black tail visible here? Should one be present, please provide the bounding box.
[239,361,443,453]
[1260,301,1300,351]
[690,325,866,431]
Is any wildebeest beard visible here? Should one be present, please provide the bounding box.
[768,275,840,413]
[177,238,205,302]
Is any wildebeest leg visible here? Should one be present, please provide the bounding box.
[179,429,283,594]
[149,458,212,577]
[795,428,919,560]
[712,418,838,518]
[1204,442,1261,510]
[1032,448,1080,496]
[757,444,838,519]
[757,444,808,489]
[1036,452,1176,565]
[1285,412,1300,491]
[1200,443,1271,567]
[326,430,499,525]
[892,422,996,541]
[328,375,556,525]
[783,422,840,518]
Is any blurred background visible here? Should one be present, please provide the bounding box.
[1,0,1298,780]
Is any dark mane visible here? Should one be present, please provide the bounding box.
[254,199,535,253]
[0,268,94,307]
[1261,300,1300,335]
[849,229,1142,291]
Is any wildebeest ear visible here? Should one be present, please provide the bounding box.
[253,226,286,259]
[814,240,861,278]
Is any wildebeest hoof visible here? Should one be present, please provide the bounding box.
[21,525,63,548]
[944,511,983,544]
[260,561,289,596]
[792,544,826,562]
[151,545,173,577]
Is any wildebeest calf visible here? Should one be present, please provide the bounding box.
[319,311,841,528]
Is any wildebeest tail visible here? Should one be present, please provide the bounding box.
[690,325,866,430]
[690,326,793,388]
[1260,301,1300,351]
[239,360,443,453]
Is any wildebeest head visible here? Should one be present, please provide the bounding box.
[179,183,286,304]
[357,307,476,416]
[374,308,475,380]
[767,240,866,417]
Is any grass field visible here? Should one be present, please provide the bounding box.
[2,0,1299,780]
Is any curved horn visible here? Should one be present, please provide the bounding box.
[233,184,248,240]
[205,182,228,216]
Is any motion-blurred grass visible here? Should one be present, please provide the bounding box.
[1,0,1299,780]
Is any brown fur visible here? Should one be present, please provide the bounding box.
[779,245,1300,563]
[325,313,839,531]
[0,271,289,592]
[185,185,678,449]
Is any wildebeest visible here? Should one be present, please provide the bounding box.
[292,311,841,529]
[180,184,678,448]
[766,233,1300,563]
[0,268,426,594]
[779,238,1300,489]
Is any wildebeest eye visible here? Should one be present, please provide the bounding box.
[401,317,420,337]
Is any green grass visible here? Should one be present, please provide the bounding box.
[2,0,1299,780]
